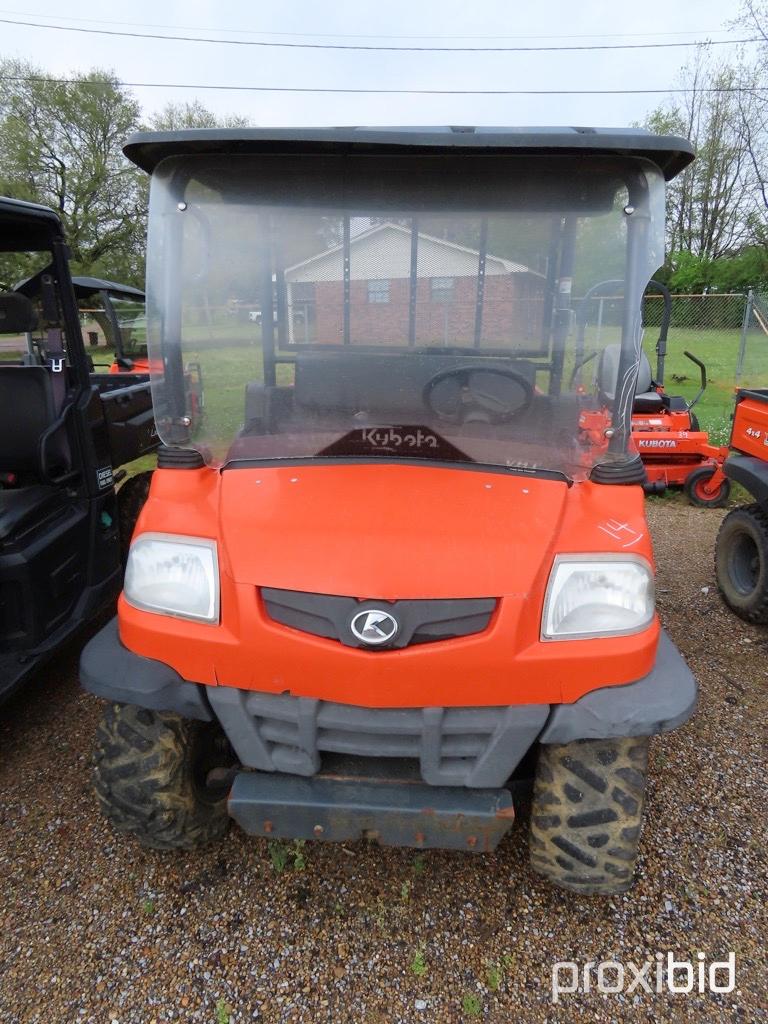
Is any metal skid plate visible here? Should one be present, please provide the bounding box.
[228,769,515,853]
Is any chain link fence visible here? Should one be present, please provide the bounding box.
[736,290,768,388]
[577,289,764,443]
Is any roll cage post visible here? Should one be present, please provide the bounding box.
[473,217,489,347]
[607,170,651,457]
[159,172,190,442]
[50,235,91,391]
[98,288,127,363]
[548,216,577,398]
[260,212,277,388]
[408,216,419,346]
[342,214,351,346]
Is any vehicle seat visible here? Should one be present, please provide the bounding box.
[0,365,70,483]
[0,485,66,543]
[0,291,37,334]
[292,351,537,419]
[597,343,663,411]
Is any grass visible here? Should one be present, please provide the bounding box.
[4,320,766,456]
[410,944,428,977]
[641,326,763,445]
[461,992,483,1018]
[181,325,761,454]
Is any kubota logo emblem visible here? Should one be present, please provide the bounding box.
[350,609,399,646]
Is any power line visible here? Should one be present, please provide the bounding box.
[1,75,764,96]
[0,16,760,52]
[0,8,740,41]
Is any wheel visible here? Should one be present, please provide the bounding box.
[117,471,153,563]
[94,703,235,850]
[715,504,768,623]
[529,736,649,895]
[684,465,731,508]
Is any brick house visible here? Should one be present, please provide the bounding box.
[283,222,545,347]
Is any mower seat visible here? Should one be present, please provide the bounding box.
[633,391,665,413]
[597,343,659,410]
[0,485,67,543]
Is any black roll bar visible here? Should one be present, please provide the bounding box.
[408,217,419,346]
[473,218,488,347]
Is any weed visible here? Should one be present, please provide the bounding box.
[140,897,155,916]
[215,998,231,1024]
[268,840,289,873]
[400,880,412,904]
[412,853,426,876]
[462,992,482,1018]
[291,839,307,871]
[485,961,502,991]
[410,944,427,977]
[374,895,387,927]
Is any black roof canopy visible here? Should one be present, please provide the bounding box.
[70,276,145,302]
[0,196,65,253]
[124,126,694,181]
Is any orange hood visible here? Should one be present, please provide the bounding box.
[218,464,568,600]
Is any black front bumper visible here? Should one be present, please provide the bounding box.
[81,619,698,778]
[229,767,515,852]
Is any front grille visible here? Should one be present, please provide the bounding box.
[262,588,496,649]
[207,686,549,788]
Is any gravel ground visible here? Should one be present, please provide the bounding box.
[0,499,766,1024]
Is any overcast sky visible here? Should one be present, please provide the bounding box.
[0,0,757,128]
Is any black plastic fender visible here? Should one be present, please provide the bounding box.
[723,454,768,509]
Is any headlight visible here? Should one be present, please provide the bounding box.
[124,533,219,623]
[542,555,654,640]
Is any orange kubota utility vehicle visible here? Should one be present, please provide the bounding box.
[80,127,698,895]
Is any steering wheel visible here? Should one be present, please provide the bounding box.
[422,365,534,425]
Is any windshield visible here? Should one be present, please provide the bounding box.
[146,152,665,479]
[110,296,147,358]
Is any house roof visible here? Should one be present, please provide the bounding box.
[284,222,538,284]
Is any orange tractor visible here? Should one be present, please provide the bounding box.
[80,127,698,894]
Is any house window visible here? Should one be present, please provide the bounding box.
[367,279,390,304]
[431,277,454,302]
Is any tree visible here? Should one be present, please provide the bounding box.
[0,61,146,284]
[734,2,768,240]
[149,100,249,131]
[644,54,756,261]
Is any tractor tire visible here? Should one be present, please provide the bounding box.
[715,504,768,623]
[684,465,731,509]
[529,736,649,895]
[117,471,153,564]
[94,703,233,850]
